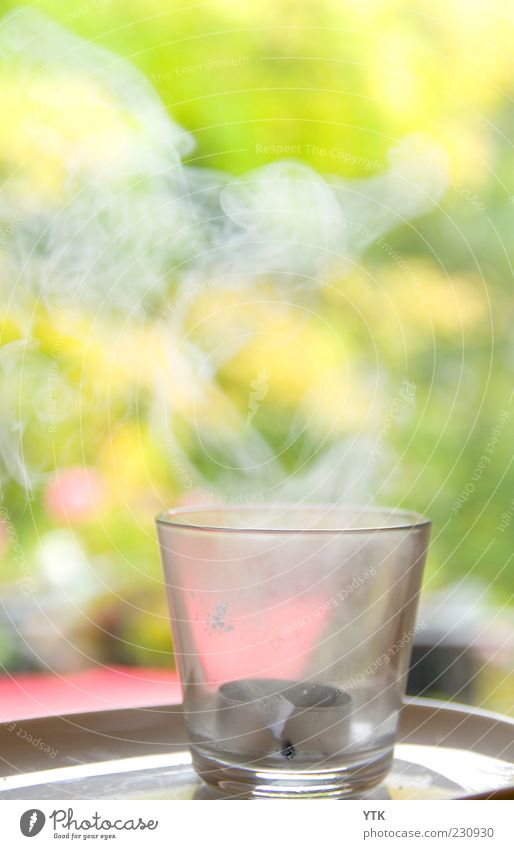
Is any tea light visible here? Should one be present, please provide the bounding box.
[284,681,352,758]
[215,678,292,757]
[216,678,351,760]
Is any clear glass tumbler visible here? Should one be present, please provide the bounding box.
[156,504,430,798]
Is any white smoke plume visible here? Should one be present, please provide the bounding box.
[0,7,448,498]
[0,340,76,490]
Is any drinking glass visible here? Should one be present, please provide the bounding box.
[156,504,430,798]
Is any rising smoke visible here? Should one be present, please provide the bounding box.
[0,8,448,499]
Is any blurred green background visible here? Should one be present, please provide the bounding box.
[0,0,512,713]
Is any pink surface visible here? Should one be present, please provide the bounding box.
[0,666,181,721]
[187,594,327,684]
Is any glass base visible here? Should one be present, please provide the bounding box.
[191,744,394,798]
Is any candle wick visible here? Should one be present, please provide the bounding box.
[281,740,296,760]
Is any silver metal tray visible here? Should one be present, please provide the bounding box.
[1,698,513,799]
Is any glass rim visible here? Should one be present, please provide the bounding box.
[156,503,431,535]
